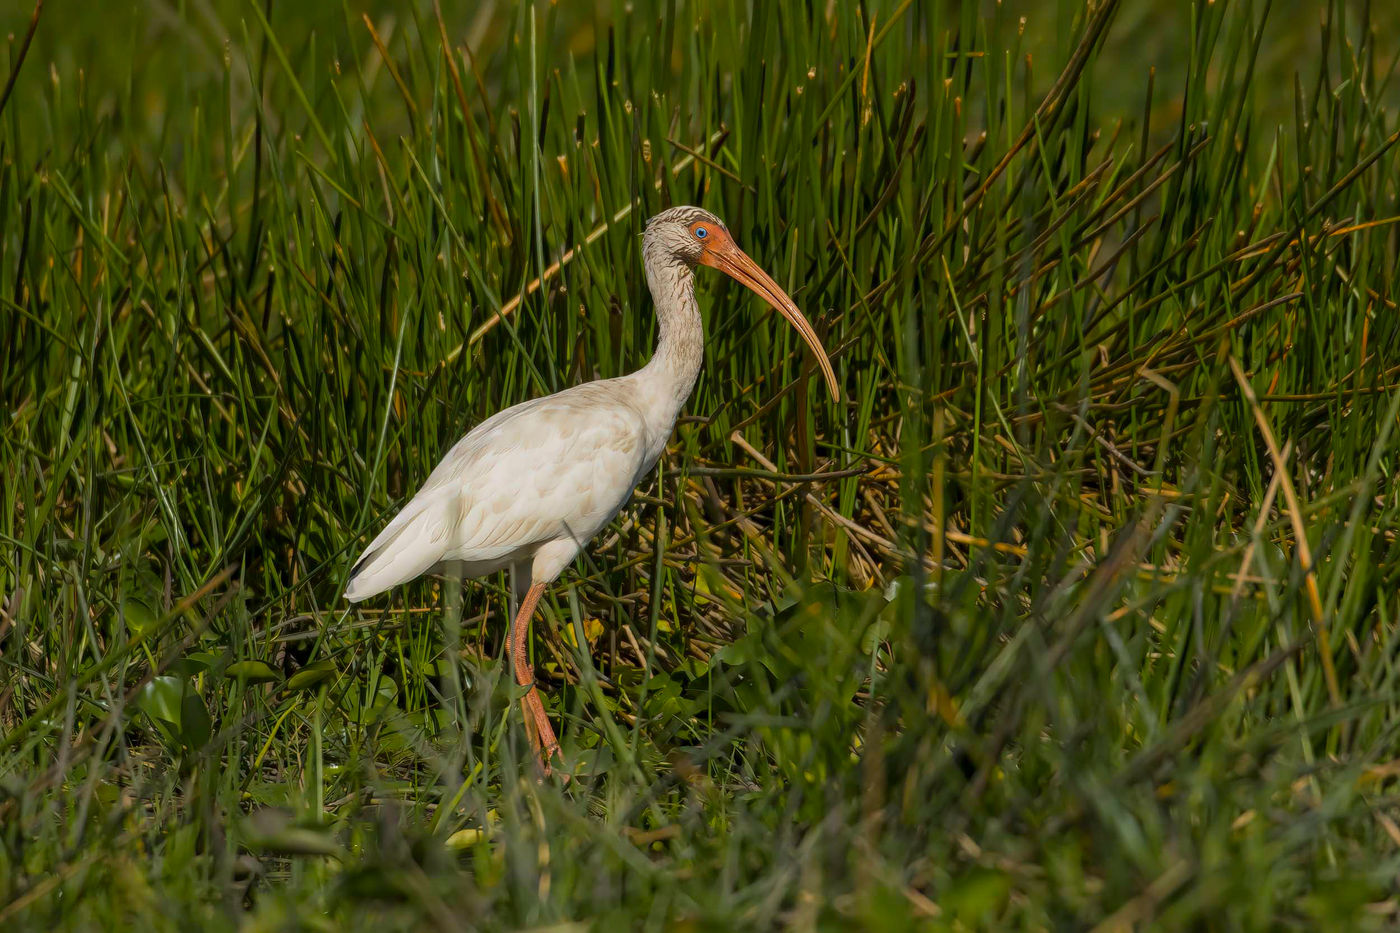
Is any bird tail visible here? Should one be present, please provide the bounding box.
[343,499,451,602]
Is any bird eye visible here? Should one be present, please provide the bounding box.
[694,226,708,239]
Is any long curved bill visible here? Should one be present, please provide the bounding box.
[700,241,840,401]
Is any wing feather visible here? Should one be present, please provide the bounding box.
[343,487,458,602]
[344,379,653,602]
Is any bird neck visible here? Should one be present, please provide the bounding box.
[634,254,704,425]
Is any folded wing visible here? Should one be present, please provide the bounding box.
[344,381,650,602]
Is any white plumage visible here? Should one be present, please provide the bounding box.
[344,380,655,601]
[344,206,838,775]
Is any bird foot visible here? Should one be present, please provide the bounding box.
[532,744,569,784]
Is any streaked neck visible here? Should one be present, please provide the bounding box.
[633,254,704,430]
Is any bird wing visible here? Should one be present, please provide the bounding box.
[344,379,652,602]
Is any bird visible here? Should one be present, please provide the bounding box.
[343,205,838,776]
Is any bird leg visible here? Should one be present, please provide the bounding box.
[508,581,562,775]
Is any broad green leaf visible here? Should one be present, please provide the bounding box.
[122,599,159,637]
[226,660,280,683]
[285,659,337,692]
[136,676,184,725]
[179,692,212,749]
[241,809,342,858]
[445,828,486,849]
[169,650,219,678]
[340,676,399,724]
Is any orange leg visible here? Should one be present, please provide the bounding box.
[508,581,562,776]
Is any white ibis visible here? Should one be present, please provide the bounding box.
[344,206,839,775]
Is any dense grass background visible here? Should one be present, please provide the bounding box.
[5,0,1400,927]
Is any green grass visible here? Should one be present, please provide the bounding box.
[5,0,1400,928]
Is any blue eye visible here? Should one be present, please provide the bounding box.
[694,226,708,239]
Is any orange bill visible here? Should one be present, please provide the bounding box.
[698,234,840,401]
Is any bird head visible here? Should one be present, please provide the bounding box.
[644,205,728,264]
[644,206,840,401]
